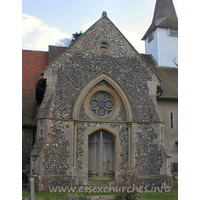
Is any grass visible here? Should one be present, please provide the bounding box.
[22,180,178,200]
[140,180,178,200]
[22,190,117,200]
[22,190,67,200]
[140,188,178,200]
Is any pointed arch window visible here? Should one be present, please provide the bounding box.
[72,73,133,121]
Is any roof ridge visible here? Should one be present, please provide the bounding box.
[43,12,162,81]
[41,14,105,73]
[155,16,167,26]
[49,45,68,48]
[142,0,178,40]
[42,12,162,82]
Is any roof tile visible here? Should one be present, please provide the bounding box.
[22,50,49,126]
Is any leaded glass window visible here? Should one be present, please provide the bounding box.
[90,92,114,117]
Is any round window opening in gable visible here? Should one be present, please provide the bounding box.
[100,42,108,49]
[97,39,110,55]
[90,92,114,117]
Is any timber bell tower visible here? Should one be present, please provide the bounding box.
[142,0,178,68]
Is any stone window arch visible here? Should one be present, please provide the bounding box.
[71,72,134,121]
[83,85,121,121]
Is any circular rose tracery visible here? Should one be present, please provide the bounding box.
[90,92,114,117]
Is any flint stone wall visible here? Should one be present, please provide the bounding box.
[76,122,128,170]
[43,120,70,175]
[136,124,163,176]
[43,17,159,123]
[50,55,157,122]
[33,15,170,191]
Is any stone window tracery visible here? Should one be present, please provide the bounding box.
[90,92,114,117]
[82,83,123,121]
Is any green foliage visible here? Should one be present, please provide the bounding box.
[114,193,128,200]
[70,31,82,44]
[56,31,82,47]
[115,192,140,200]
[173,180,178,189]
[22,181,178,200]
[71,187,91,200]
[114,167,140,200]
[72,193,87,200]
[22,190,67,200]
[140,188,178,200]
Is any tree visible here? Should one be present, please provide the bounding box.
[56,31,82,47]
[70,31,82,44]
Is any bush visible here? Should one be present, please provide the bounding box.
[114,167,140,200]
[70,187,92,200]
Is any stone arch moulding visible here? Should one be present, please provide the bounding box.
[71,72,134,121]
[81,124,121,182]
[86,124,118,138]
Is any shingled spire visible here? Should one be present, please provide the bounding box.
[142,0,178,40]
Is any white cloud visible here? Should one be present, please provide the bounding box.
[81,22,93,32]
[22,14,70,51]
[22,14,45,37]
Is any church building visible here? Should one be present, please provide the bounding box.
[22,0,178,191]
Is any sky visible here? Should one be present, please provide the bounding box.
[22,0,178,53]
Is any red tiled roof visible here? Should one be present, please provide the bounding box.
[22,50,49,126]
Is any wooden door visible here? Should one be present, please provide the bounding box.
[88,130,115,181]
